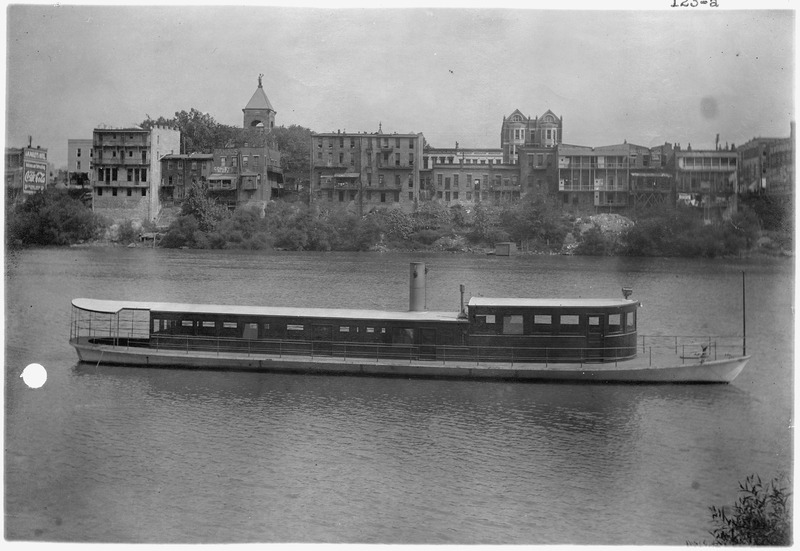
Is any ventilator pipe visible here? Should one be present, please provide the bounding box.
[409,262,427,312]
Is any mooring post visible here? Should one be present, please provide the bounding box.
[742,271,747,356]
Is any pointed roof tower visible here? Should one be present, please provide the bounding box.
[243,74,276,131]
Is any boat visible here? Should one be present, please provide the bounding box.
[69,262,750,383]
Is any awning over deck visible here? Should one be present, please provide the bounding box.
[71,298,464,322]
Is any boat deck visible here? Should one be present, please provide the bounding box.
[71,337,748,383]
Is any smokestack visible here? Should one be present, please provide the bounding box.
[409,262,427,312]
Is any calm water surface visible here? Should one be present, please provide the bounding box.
[4,248,794,544]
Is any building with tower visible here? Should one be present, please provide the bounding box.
[243,74,276,131]
[500,109,562,165]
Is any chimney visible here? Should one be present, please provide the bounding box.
[409,262,427,312]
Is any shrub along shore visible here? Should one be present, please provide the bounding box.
[6,187,793,258]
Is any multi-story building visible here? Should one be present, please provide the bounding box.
[738,122,794,197]
[5,141,48,203]
[420,146,517,205]
[500,109,562,165]
[310,131,424,214]
[674,145,738,217]
[628,143,676,210]
[763,124,794,197]
[206,145,282,209]
[557,142,673,213]
[67,139,93,187]
[91,125,180,223]
[159,153,214,207]
[518,145,558,195]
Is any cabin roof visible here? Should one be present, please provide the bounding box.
[468,297,638,308]
[71,298,464,323]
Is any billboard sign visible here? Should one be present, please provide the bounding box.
[23,161,47,193]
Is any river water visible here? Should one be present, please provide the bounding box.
[4,247,794,544]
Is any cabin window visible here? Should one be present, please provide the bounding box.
[366,327,375,333]
[197,320,217,337]
[608,314,622,334]
[626,311,636,331]
[533,314,552,334]
[339,326,350,333]
[243,323,258,339]
[589,316,601,327]
[287,324,305,339]
[182,320,194,327]
[220,321,239,337]
[392,327,415,345]
[558,315,581,334]
[476,314,496,324]
[502,315,524,335]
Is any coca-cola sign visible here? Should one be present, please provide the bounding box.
[23,161,47,193]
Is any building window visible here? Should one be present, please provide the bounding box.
[141,169,147,182]
[409,153,414,165]
[407,175,413,188]
[127,188,132,197]
[112,188,118,196]
[339,153,344,164]
[220,156,226,167]
[408,192,413,200]
[395,138,400,148]
[339,191,345,202]
[242,156,248,167]
[77,161,81,170]
[97,188,102,196]
[395,175,401,186]
[380,192,386,202]
[453,174,459,187]
[453,191,459,200]
[437,174,443,187]
[379,174,384,185]
[409,139,414,148]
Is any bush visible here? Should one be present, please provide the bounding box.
[700,474,791,546]
[6,188,106,246]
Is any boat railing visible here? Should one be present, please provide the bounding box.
[74,331,745,367]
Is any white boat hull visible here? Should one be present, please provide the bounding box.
[70,339,749,383]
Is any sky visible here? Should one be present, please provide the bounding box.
[4,3,796,169]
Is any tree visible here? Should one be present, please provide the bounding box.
[181,180,229,232]
[7,188,106,246]
[270,125,312,181]
[701,474,791,546]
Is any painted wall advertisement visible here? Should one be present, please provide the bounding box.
[23,149,47,193]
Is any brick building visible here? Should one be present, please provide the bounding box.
[67,138,93,187]
[674,145,738,218]
[557,142,673,214]
[738,122,794,197]
[206,145,282,210]
[310,131,424,214]
[91,125,180,223]
[159,153,214,207]
[500,109,562,165]
[5,143,49,203]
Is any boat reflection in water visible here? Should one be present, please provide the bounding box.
[69,262,749,384]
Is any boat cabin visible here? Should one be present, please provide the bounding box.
[70,294,640,364]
